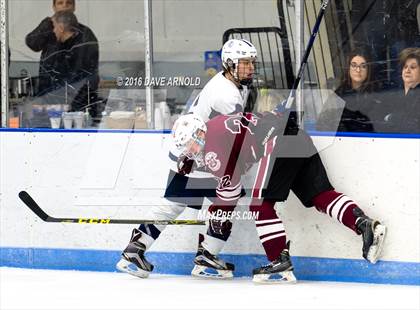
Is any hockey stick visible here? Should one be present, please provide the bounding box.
[18,191,205,225]
[285,0,330,109]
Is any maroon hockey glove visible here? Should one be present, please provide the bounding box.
[209,218,233,238]
[177,156,195,176]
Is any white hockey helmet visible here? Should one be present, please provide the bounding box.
[221,39,257,84]
[172,114,207,163]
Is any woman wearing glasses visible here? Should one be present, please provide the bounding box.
[317,49,379,132]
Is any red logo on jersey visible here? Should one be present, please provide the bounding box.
[205,152,221,172]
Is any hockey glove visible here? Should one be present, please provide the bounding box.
[177,155,195,176]
[274,99,303,133]
[273,99,289,115]
[209,218,232,240]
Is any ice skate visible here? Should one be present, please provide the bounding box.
[191,234,234,279]
[116,228,154,278]
[252,242,296,284]
[355,212,387,264]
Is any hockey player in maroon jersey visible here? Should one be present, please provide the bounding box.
[116,39,257,279]
[172,112,387,283]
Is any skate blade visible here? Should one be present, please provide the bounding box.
[116,258,150,278]
[252,270,297,284]
[367,224,387,264]
[191,265,234,279]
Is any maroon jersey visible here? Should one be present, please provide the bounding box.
[203,113,261,204]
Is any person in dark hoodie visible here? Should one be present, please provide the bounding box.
[25,0,99,116]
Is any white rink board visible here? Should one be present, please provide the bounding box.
[0,131,419,264]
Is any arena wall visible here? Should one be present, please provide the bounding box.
[0,129,419,285]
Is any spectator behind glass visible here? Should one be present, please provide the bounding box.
[25,0,99,117]
[379,48,420,133]
[387,1,420,88]
[317,49,379,132]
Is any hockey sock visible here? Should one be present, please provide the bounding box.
[250,199,287,261]
[201,234,227,255]
[139,222,162,240]
[312,190,359,233]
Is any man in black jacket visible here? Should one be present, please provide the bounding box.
[25,0,99,117]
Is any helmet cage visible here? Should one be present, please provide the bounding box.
[182,130,205,162]
[172,114,207,167]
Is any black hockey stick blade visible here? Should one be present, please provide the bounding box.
[19,190,54,222]
[18,191,205,225]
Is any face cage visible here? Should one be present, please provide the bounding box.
[182,132,205,167]
[232,58,259,86]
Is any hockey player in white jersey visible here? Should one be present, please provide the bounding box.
[188,39,257,122]
[116,39,258,279]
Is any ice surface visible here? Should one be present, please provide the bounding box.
[0,267,419,310]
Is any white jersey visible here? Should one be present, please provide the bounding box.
[188,72,249,122]
[169,72,250,177]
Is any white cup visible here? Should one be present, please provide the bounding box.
[50,117,61,129]
[73,113,84,129]
[62,113,73,129]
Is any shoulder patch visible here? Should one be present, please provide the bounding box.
[205,152,221,172]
